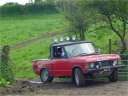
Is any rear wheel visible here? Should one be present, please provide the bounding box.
[74,68,85,87]
[109,69,118,82]
[40,69,53,83]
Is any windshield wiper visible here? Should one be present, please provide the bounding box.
[86,52,99,55]
[74,52,98,57]
[74,53,87,57]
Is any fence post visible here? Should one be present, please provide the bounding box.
[109,39,111,54]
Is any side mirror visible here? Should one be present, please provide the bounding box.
[48,56,50,59]
[98,48,101,53]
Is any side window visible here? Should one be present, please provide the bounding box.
[53,46,66,59]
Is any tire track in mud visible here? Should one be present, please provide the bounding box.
[11,31,63,50]
[0,79,128,96]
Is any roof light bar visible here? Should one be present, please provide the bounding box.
[66,36,70,41]
[53,35,77,43]
[60,37,64,42]
[54,37,58,43]
[72,36,76,41]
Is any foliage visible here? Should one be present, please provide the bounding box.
[24,3,57,13]
[0,2,57,16]
[56,0,91,40]
[0,45,14,84]
[0,78,7,87]
[44,0,55,4]
[0,2,23,15]
[90,0,128,54]
[0,78,10,87]
[34,0,43,3]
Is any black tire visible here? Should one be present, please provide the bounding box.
[109,69,118,82]
[40,69,53,83]
[74,68,85,87]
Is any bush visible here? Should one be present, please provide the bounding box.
[0,45,14,85]
[0,2,24,15]
[0,2,57,16]
[24,3,56,13]
[0,78,9,87]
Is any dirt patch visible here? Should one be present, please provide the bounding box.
[11,31,63,50]
[0,79,128,96]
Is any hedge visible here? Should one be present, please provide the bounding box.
[0,2,58,16]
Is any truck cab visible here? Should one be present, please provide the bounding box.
[33,41,121,87]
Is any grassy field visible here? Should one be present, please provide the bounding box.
[1,13,128,79]
[0,13,67,47]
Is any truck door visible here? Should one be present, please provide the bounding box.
[51,46,69,76]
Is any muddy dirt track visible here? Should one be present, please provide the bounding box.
[0,79,128,96]
[11,31,63,50]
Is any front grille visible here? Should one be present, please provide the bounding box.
[95,60,111,67]
[101,61,110,66]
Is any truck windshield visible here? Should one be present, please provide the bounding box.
[64,43,99,58]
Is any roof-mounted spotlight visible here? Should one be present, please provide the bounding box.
[72,35,76,41]
[60,37,64,42]
[54,37,58,43]
[66,36,70,41]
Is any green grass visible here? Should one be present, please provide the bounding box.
[0,13,67,48]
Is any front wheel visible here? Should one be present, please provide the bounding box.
[40,69,53,83]
[74,68,85,87]
[109,69,118,82]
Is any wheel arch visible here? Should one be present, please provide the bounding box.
[40,67,47,71]
[72,66,84,76]
[40,67,51,75]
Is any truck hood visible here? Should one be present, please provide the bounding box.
[70,54,120,63]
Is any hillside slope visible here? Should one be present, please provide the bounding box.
[0,13,66,48]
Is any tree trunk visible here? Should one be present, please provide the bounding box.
[108,16,126,54]
[82,30,85,41]
[79,29,85,41]
[79,31,83,41]
[120,38,127,54]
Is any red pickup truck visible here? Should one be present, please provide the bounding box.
[33,41,121,87]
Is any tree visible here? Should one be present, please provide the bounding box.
[34,0,43,3]
[57,0,91,40]
[91,0,128,54]
[44,0,54,4]
[29,0,34,3]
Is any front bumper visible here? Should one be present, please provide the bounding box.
[87,65,122,73]
[86,65,122,77]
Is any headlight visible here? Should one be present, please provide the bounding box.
[90,63,95,68]
[96,65,100,68]
[113,60,117,66]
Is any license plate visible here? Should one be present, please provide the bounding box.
[104,68,110,71]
